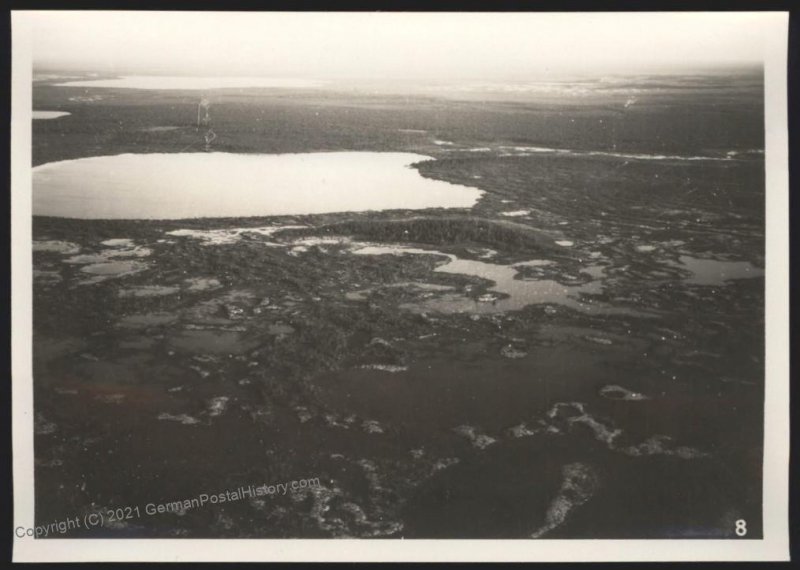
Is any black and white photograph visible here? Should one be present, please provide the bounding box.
[10,9,790,562]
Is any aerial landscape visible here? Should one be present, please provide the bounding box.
[28,13,767,540]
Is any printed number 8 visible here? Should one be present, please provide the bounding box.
[735,519,747,537]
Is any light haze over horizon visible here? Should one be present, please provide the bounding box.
[27,11,771,81]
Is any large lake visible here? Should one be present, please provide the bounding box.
[32,152,483,220]
[53,75,324,90]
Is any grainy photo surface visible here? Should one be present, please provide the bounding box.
[11,9,790,562]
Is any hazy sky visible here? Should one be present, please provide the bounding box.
[26,11,771,79]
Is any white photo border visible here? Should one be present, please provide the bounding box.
[10,10,790,562]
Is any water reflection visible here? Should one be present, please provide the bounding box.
[351,245,637,316]
[33,152,483,219]
[670,255,763,286]
[33,111,70,120]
